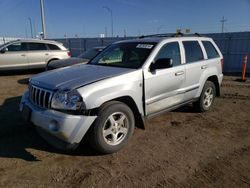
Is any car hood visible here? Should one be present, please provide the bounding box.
[48,57,89,69]
[30,64,133,90]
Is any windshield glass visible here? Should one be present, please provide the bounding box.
[89,42,156,69]
[78,48,102,59]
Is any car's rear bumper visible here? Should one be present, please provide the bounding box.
[19,91,97,145]
[219,73,223,85]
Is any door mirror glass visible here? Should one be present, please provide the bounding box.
[150,58,173,71]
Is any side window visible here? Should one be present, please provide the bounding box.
[202,41,219,59]
[183,41,204,63]
[155,42,181,67]
[48,44,60,50]
[6,42,27,52]
[28,43,47,51]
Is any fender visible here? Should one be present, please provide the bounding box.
[77,70,144,115]
[195,66,219,98]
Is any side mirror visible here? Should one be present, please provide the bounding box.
[0,48,7,53]
[150,58,173,71]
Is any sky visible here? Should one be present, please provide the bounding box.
[0,0,250,38]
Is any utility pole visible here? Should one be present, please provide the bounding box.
[28,17,33,38]
[25,27,28,38]
[105,26,107,38]
[103,6,113,37]
[33,20,37,38]
[124,29,127,38]
[220,16,227,33]
[40,0,46,39]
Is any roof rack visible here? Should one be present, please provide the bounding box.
[138,32,203,39]
[138,33,174,39]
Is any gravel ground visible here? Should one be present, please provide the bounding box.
[0,73,249,187]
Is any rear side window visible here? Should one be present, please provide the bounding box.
[48,44,60,50]
[183,41,204,63]
[28,43,47,51]
[202,41,219,59]
[155,42,181,67]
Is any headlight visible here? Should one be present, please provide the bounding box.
[51,89,85,111]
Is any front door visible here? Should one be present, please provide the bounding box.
[0,42,29,70]
[144,42,186,115]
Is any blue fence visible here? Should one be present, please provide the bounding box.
[206,32,250,73]
[55,32,250,73]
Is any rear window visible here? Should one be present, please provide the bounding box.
[183,41,204,63]
[48,44,60,50]
[202,41,219,59]
[28,43,47,51]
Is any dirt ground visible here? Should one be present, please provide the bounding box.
[0,73,249,188]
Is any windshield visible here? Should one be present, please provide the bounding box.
[78,48,102,59]
[89,42,156,69]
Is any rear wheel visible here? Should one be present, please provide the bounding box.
[87,101,135,154]
[194,81,216,112]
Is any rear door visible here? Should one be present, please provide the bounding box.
[181,40,206,100]
[0,42,29,70]
[26,42,49,68]
[144,41,186,115]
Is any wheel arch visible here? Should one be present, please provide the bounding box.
[47,58,59,64]
[94,96,145,129]
[207,75,220,96]
[197,73,221,98]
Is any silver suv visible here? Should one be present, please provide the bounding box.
[0,39,70,70]
[20,35,223,153]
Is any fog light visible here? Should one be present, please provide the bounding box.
[49,120,59,132]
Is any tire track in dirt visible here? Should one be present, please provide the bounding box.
[181,146,250,187]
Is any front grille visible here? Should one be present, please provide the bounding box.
[29,85,53,108]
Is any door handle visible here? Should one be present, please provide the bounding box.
[21,54,26,57]
[201,65,208,69]
[175,71,184,76]
[45,53,49,55]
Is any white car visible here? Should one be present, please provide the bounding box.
[20,34,223,154]
[0,39,71,70]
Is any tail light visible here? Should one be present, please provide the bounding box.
[220,58,224,70]
[67,51,71,57]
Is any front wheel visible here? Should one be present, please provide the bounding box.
[87,101,135,154]
[194,81,216,112]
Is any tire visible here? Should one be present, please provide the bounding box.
[87,101,135,154]
[194,81,216,112]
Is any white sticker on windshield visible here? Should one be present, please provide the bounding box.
[136,44,154,49]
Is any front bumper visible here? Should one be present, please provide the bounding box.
[20,91,97,144]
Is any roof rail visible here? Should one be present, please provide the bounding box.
[138,32,204,39]
[171,31,184,37]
